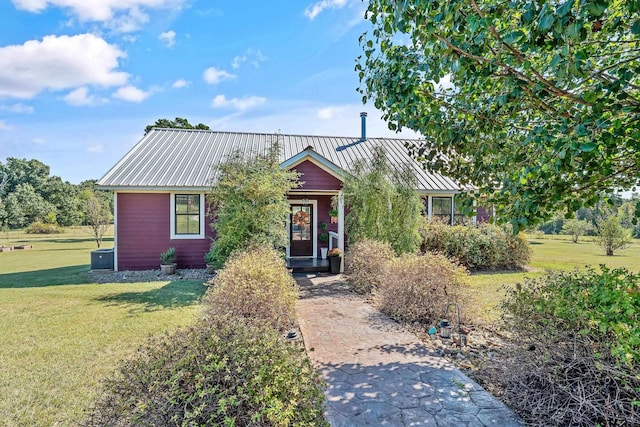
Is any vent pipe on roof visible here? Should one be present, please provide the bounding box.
[360,112,367,141]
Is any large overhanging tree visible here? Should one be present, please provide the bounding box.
[357,0,640,230]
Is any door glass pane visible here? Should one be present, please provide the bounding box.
[292,206,311,241]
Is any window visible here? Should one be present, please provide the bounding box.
[171,194,204,239]
[432,197,453,224]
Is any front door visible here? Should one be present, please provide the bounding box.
[290,204,313,257]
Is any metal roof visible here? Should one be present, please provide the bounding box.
[98,128,463,192]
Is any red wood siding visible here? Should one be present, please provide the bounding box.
[294,160,343,191]
[116,193,214,271]
[476,206,491,223]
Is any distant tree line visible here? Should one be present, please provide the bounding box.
[536,194,640,238]
[0,158,112,230]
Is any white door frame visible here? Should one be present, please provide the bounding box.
[286,199,318,259]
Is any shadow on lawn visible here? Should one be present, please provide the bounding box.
[94,280,207,312]
[0,265,91,288]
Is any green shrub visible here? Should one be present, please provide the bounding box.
[83,316,328,427]
[419,221,530,270]
[208,145,299,268]
[24,221,64,234]
[376,252,468,325]
[345,239,394,294]
[493,267,640,426]
[203,245,298,327]
[159,247,175,264]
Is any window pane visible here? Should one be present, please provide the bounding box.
[432,197,452,223]
[176,195,189,213]
[175,194,200,234]
[433,197,452,215]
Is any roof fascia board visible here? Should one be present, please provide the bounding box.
[100,186,211,192]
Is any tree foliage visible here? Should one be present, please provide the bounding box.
[84,191,112,248]
[358,0,640,231]
[596,216,632,256]
[342,146,422,254]
[0,158,113,230]
[144,117,210,135]
[207,144,299,268]
[561,218,592,243]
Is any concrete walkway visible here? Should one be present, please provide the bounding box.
[295,274,522,427]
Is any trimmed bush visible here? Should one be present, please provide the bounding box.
[420,221,530,270]
[491,267,640,426]
[24,221,64,234]
[203,245,297,327]
[345,239,394,294]
[376,252,468,325]
[83,316,328,427]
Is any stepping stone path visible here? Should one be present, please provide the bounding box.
[295,274,522,427]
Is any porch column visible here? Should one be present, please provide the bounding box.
[113,192,118,271]
[451,195,455,225]
[427,195,432,222]
[337,190,345,273]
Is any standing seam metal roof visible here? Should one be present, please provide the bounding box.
[97,128,463,192]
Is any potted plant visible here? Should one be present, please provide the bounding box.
[160,247,176,275]
[319,231,329,259]
[329,209,339,224]
[327,247,342,274]
[204,246,216,274]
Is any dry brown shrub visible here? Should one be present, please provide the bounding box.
[202,245,298,328]
[376,252,468,325]
[479,334,640,427]
[345,239,394,294]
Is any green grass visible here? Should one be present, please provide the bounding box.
[0,228,206,426]
[467,235,640,323]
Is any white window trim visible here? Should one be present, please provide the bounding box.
[170,192,206,240]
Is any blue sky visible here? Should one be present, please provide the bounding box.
[0,0,416,184]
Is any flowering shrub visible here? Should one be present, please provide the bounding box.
[420,221,530,270]
[327,247,342,257]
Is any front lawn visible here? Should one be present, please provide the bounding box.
[0,228,206,426]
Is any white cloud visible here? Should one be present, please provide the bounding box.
[211,95,266,111]
[0,34,128,99]
[317,105,349,120]
[0,120,11,130]
[122,34,138,43]
[64,86,107,106]
[304,0,348,20]
[231,55,246,69]
[3,103,34,113]
[172,78,190,89]
[112,85,150,102]
[231,48,266,69]
[159,30,176,47]
[86,144,104,153]
[12,0,185,32]
[203,67,236,84]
